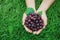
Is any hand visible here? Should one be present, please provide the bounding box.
[22,11,47,34]
[33,11,47,34]
[22,0,54,35]
[33,0,55,34]
[22,0,36,33]
[22,13,33,33]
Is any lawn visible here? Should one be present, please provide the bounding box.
[0,0,60,40]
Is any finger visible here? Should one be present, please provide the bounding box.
[24,25,32,33]
[41,12,47,26]
[33,29,43,35]
[22,13,32,33]
[33,25,46,34]
[22,13,27,25]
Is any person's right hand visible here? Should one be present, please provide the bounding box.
[22,0,36,33]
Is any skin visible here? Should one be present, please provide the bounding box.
[22,0,36,33]
[22,0,55,34]
[22,13,33,33]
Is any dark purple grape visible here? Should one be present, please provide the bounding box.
[24,13,44,31]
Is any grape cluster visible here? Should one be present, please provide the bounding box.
[24,13,44,31]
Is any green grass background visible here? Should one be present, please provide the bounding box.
[0,0,60,40]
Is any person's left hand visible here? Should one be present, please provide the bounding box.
[33,11,47,34]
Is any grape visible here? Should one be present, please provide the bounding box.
[24,13,44,31]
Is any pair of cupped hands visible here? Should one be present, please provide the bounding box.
[22,0,55,34]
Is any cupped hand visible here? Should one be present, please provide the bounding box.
[22,11,47,34]
[22,13,33,33]
[33,11,47,34]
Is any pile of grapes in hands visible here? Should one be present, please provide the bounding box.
[24,13,44,31]
[22,0,55,34]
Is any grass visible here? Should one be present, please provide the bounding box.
[0,0,60,40]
